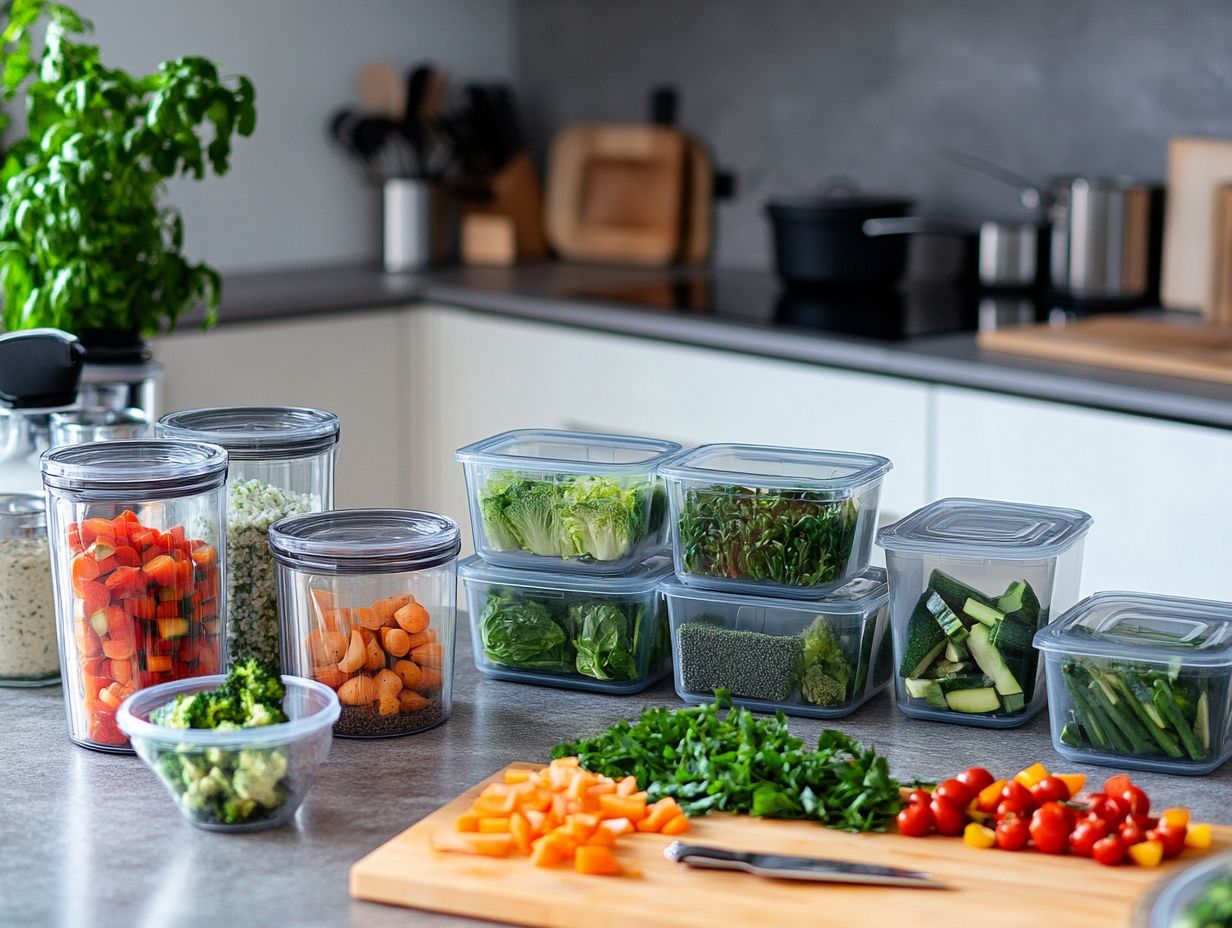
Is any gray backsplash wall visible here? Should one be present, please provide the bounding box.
[515,0,1232,270]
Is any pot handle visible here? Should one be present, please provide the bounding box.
[862,216,974,237]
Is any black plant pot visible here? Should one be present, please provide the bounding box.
[75,328,153,365]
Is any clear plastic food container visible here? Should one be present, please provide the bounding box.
[459,555,673,694]
[1134,850,1232,927]
[42,440,229,752]
[117,674,340,832]
[271,509,460,738]
[877,497,1092,729]
[0,494,58,687]
[50,407,151,446]
[661,568,892,719]
[660,443,892,599]
[1036,591,1232,776]
[455,429,683,574]
[157,406,340,667]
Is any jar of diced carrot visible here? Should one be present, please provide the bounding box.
[269,509,460,738]
[42,439,229,752]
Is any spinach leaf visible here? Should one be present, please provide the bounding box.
[479,595,572,671]
[570,602,637,681]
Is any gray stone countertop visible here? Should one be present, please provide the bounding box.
[189,261,1232,430]
[2,620,1228,928]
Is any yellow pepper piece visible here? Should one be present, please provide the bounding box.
[977,779,1006,810]
[963,822,997,849]
[1160,808,1190,829]
[1129,840,1164,867]
[1186,823,1213,850]
[1013,762,1049,788]
[1054,773,1086,798]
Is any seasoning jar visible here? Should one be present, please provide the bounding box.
[0,494,59,686]
[42,439,229,752]
[156,406,339,667]
[270,509,460,738]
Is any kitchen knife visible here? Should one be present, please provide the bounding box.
[663,842,946,889]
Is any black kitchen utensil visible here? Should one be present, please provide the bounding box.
[403,65,432,176]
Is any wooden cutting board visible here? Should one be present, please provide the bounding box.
[977,316,1232,384]
[350,763,1230,928]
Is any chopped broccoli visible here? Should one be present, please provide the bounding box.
[799,618,853,708]
[801,664,849,707]
[150,660,292,827]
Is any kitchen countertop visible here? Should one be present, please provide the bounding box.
[4,621,1230,928]
[200,261,1232,430]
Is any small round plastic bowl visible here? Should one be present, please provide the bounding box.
[117,675,340,833]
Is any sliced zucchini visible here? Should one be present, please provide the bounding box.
[899,593,948,679]
[1000,691,1026,714]
[944,687,1001,714]
[925,591,968,643]
[937,673,994,694]
[945,639,969,663]
[988,618,1034,655]
[1196,690,1211,752]
[929,569,994,615]
[963,597,1005,628]
[967,624,1024,700]
[905,677,947,710]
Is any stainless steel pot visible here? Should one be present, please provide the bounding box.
[862,216,1043,289]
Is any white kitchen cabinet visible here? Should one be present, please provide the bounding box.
[406,305,932,555]
[934,385,1232,600]
[153,309,410,508]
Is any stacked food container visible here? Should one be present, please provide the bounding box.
[455,429,681,693]
[657,444,895,718]
[877,497,1093,728]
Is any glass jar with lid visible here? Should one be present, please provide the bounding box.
[156,406,340,668]
[50,408,151,447]
[270,509,460,738]
[42,439,229,752]
[0,493,59,686]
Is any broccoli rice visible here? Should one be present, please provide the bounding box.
[226,478,315,666]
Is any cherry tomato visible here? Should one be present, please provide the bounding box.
[1119,820,1144,846]
[996,799,1027,820]
[1119,785,1150,817]
[1103,774,1134,798]
[897,802,935,838]
[1030,776,1072,805]
[906,789,931,807]
[1147,824,1187,859]
[957,767,996,794]
[1134,814,1159,832]
[1088,794,1127,824]
[1092,833,1127,866]
[930,796,966,836]
[935,778,975,807]
[1030,803,1071,854]
[1001,779,1034,810]
[1069,819,1109,857]
[995,816,1031,851]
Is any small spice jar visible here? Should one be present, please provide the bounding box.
[43,439,229,752]
[271,509,460,738]
[0,493,58,687]
[157,406,339,667]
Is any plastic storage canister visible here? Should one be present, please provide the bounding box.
[0,493,58,686]
[659,443,892,599]
[270,509,460,738]
[1133,850,1232,927]
[1036,591,1232,776]
[42,439,229,752]
[877,497,1092,729]
[50,408,150,446]
[661,568,892,719]
[455,429,683,575]
[157,406,339,667]
[459,555,674,694]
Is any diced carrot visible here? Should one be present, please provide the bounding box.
[97,683,123,709]
[80,517,116,547]
[456,813,481,833]
[598,794,647,822]
[337,629,366,673]
[313,667,349,690]
[599,817,635,837]
[104,565,145,595]
[587,780,618,797]
[478,817,511,834]
[566,813,600,842]
[431,831,513,858]
[379,627,411,657]
[523,809,547,837]
[575,845,622,876]
[355,606,383,630]
[510,812,533,854]
[309,588,335,620]
[416,666,443,691]
[394,601,430,635]
[127,596,157,620]
[474,794,518,817]
[105,606,135,645]
[142,555,178,588]
[109,659,132,684]
[189,543,217,568]
[504,768,533,785]
[616,776,639,797]
[75,623,102,658]
[80,581,110,621]
[638,798,682,833]
[71,554,101,594]
[111,545,141,568]
[660,814,689,836]
[530,835,566,868]
[364,635,385,672]
[102,638,134,661]
[410,642,443,668]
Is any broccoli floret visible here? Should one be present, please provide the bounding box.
[151,659,286,730]
[227,658,286,708]
[502,483,568,556]
[800,665,849,707]
[799,618,853,707]
[233,749,288,807]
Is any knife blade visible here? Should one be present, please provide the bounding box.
[663,842,947,889]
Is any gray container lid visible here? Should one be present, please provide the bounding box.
[660,567,888,614]
[659,443,892,494]
[157,406,339,460]
[269,508,460,574]
[459,554,673,595]
[1035,591,1232,668]
[877,497,1092,559]
[41,439,228,500]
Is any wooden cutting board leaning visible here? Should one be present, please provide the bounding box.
[350,763,1230,928]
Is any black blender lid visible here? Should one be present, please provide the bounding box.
[0,329,86,409]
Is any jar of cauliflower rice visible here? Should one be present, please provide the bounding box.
[157,407,339,668]
[0,493,58,687]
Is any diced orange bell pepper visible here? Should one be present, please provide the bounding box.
[1129,840,1164,867]
[1160,808,1190,829]
[430,831,513,858]
[1013,762,1049,788]
[1186,823,1213,850]
[1054,773,1086,799]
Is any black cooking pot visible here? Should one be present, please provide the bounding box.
[766,181,915,285]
